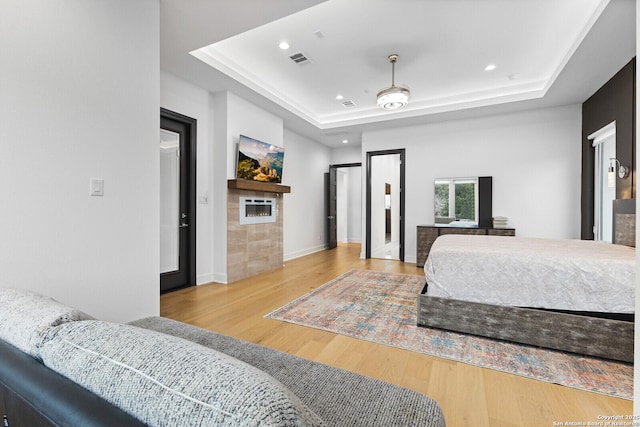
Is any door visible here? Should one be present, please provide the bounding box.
[325,163,362,250]
[160,109,196,293]
[366,149,405,261]
[325,168,337,249]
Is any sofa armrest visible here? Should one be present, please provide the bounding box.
[0,339,144,427]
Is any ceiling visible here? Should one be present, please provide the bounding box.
[161,0,635,147]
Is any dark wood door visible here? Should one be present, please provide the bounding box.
[160,109,196,293]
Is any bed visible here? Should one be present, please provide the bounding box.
[417,199,636,363]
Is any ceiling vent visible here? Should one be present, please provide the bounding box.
[341,100,356,108]
[324,131,348,137]
[289,52,309,64]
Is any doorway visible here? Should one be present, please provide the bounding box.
[589,121,616,242]
[366,149,405,261]
[160,108,196,293]
[325,163,361,250]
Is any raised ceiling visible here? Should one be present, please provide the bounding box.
[161,0,635,147]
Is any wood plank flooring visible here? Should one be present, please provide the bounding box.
[160,243,632,427]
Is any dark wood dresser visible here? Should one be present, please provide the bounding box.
[416,224,516,267]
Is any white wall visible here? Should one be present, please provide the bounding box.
[335,167,363,244]
[346,167,363,243]
[211,92,230,283]
[161,71,215,284]
[225,93,284,180]
[331,145,362,164]
[212,91,284,283]
[332,146,363,244]
[283,129,331,260]
[337,170,348,242]
[161,75,333,282]
[0,0,160,322]
[363,104,583,263]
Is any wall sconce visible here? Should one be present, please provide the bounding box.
[608,158,629,187]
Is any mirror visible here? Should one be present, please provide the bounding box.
[160,129,180,273]
[434,177,478,224]
[434,176,492,227]
[385,183,391,242]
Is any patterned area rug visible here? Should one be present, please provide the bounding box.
[266,269,632,400]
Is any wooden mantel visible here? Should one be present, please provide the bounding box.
[227,179,291,194]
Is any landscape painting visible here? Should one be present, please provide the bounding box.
[236,135,284,183]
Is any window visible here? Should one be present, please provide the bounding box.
[434,178,478,224]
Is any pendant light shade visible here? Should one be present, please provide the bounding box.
[377,54,410,110]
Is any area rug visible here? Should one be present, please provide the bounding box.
[265,269,633,400]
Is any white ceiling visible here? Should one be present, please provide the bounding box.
[161,0,636,147]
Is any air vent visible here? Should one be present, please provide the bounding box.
[289,52,309,64]
[324,131,348,137]
[341,100,356,108]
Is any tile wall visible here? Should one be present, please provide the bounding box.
[227,189,284,282]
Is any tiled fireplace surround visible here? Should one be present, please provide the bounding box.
[227,189,283,283]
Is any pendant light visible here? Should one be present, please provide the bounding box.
[377,54,410,110]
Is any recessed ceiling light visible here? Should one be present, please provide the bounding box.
[336,94,344,100]
[279,41,290,50]
[484,64,497,71]
[342,140,348,144]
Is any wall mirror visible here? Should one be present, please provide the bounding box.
[434,177,478,224]
[434,176,493,226]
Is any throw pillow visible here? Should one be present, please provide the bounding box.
[0,287,92,358]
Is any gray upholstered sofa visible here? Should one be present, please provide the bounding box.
[0,288,446,426]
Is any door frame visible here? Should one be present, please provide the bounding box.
[160,108,197,292]
[365,149,405,261]
[588,121,617,241]
[326,162,361,249]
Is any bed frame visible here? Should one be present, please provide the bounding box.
[417,199,635,363]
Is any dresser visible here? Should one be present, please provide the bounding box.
[416,224,516,267]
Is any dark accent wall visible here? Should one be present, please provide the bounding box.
[478,176,493,227]
[581,58,635,240]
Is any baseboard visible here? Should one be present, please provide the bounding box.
[284,244,326,262]
[196,273,214,285]
[405,255,417,264]
[212,272,228,284]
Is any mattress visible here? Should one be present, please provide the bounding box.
[424,235,635,313]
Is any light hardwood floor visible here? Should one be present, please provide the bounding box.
[161,243,632,427]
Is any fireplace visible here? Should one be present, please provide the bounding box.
[227,181,290,283]
[239,197,276,224]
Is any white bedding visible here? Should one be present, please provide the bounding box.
[424,235,635,313]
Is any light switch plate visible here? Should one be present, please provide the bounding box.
[90,178,104,196]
